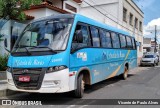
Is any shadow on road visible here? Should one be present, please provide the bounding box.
[84,74,134,94]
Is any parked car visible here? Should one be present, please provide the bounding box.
[140,53,159,67]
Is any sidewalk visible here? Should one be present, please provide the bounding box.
[0,80,7,97]
[0,71,7,97]
[0,71,19,97]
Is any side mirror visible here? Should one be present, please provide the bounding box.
[4,38,7,48]
[74,30,83,43]
[4,38,11,53]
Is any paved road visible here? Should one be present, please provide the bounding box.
[1,66,160,108]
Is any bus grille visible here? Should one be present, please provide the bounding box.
[12,68,44,90]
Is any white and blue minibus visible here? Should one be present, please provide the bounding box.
[5,14,137,98]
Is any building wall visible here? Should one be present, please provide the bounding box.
[79,0,119,27]
[49,0,63,8]
[0,20,28,56]
[0,20,11,56]
[1,0,144,58]
[78,0,144,59]
[151,41,159,51]
[24,8,60,20]
[122,0,144,58]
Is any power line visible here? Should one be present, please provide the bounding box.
[89,0,141,37]
[82,0,118,24]
[82,0,143,37]
[90,0,120,22]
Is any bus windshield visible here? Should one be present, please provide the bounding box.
[12,18,73,55]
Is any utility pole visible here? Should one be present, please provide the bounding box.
[155,25,157,53]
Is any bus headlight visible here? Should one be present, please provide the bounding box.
[42,80,61,87]
[47,65,67,73]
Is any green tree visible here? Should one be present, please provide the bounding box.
[0,0,42,21]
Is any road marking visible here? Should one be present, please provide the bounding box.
[78,105,88,108]
[66,105,77,108]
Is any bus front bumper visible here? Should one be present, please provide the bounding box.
[7,68,75,93]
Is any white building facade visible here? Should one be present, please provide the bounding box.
[143,38,151,53]
[77,0,144,60]
[0,0,144,61]
[44,0,144,60]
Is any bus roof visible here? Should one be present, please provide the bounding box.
[74,14,131,36]
[32,14,132,37]
[32,14,75,23]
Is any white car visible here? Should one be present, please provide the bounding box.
[140,54,159,67]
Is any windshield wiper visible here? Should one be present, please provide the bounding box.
[30,46,57,53]
[13,46,32,55]
[24,47,32,55]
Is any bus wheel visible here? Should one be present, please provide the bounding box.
[123,66,128,80]
[74,74,85,98]
[156,62,159,66]
[152,62,155,67]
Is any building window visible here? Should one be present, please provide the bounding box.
[139,21,142,31]
[65,3,77,13]
[123,7,127,22]
[135,17,138,29]
[129,13,133,26]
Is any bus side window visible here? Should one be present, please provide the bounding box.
[90,26,100,47]
[126,36,133,49]
[72,24,91,50]
[111,32,120,48]
[119,34,127,48]
[132,38,136,49]
[99,29,112,48]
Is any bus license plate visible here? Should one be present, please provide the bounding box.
[19,76,30,82]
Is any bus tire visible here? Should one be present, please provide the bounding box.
[123,66,128,80]
[156,62,159,66]
[74,74,84,98]
[152,62,155,67]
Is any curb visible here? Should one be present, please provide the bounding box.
[0,80,7,84]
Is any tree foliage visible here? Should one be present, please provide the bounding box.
[0,0,42,21]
